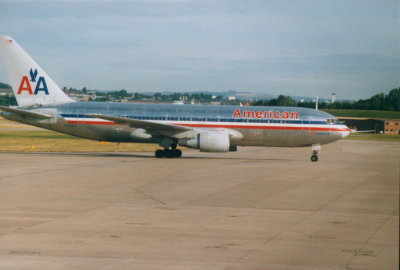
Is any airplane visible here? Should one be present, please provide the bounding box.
[0,35,351,162]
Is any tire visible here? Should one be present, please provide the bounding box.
[311,154,318,162]
[175,149,182,158]
[165,150,175,158]
[155,149,165,158]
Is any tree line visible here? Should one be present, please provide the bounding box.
[251,87,399,111]
[0,81,398,111]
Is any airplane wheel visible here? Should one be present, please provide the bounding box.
[175,149,182,158]
[311,154,318,162]
[165,150,175,158]
[155,149,165,158]
[155,149,182,158]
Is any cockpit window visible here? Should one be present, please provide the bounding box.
[326,118,337,124]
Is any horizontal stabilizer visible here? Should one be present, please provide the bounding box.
[0,106,52,119]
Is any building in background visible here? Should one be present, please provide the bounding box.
[331,93,336,103]
[384,120,400,134]
[339,117,400,134]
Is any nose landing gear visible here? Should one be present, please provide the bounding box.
[311,153,318,162]
[311,144,321,162]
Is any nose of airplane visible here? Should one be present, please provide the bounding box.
[340,126,351,138]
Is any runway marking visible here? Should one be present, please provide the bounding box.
[134,188,166,205]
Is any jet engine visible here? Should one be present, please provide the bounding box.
[179,131,230,152]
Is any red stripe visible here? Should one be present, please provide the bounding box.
[67,120,350,132]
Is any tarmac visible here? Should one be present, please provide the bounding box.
[0,140,398,270]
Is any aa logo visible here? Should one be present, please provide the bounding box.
[17,68,49,95]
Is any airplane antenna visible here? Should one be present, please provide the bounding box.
[315,96,319,110]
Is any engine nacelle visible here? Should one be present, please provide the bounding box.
[180,131,230,152]
[130,128,152,139]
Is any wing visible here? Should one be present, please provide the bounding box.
[87,113,196,139]
[350,129,376,133]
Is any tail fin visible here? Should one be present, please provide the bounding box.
[0,36,73,107]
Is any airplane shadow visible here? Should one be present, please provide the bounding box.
[0,151,299,162]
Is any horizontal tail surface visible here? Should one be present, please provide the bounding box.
[0,36,73,107]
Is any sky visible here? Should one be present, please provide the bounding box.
[0,0,399,100]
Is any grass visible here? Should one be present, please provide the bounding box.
[0,129,161,152]
[0,118,160,152]
[322,109,400,119]
[345,133,400,141]
[0,129,160,152]
[0,118,398,153]
[0,131,82,140]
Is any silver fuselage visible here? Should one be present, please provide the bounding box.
[2,102,350,147]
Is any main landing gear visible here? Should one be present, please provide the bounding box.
[311,144,321,162]
[155,148,182,158]
[155,138,182,158]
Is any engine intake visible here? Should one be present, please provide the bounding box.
[180,131,230,152]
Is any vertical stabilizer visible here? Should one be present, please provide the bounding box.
[0,36,74,107]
